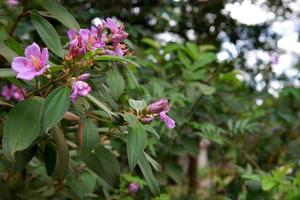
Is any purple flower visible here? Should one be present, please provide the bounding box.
[128,182,139,193]
[1,84,25,101]
[89,26,106,50]
[140,116,154,124]
[12,42,49,81]
[159,111,175,129]
[147,98,169,114]
[6,0,19,7]
[105,43,127,56]
[70,80,91,102]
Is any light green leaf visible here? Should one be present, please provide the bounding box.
[3,97,44,158]
[41,0,80,31]
[42,87,71,132]
[128,99,146,111]
[94,55,141,68]
[0,41,18,63]
[127,123,147,169]
[0,68,15,78]
[31,12,64,58]
[138,153,160,196]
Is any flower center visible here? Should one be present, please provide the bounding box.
[30,55,42,70]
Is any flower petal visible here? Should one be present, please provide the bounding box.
[17,71,36,81]
[12,57,33,73]
[25,42,41,58]
[40,48,49,66]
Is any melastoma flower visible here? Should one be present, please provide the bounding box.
[128,182,139,193]
[147,98,169,114]
[70,80,91,102]
[159,111,176,129]
[1,84,25,101]
[67,29,90,58]
[12,42,49,81]
[78,73,90,81]
[103,18,128,44]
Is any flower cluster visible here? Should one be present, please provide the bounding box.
[9,18,129,103]
[141,98,176,129]
[1,84,26,101]
[66,18,128,59]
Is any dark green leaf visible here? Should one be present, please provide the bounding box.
[181,135,199,157]
[31,12,64,58]
[44,143,56,176]
[52,125,69,180]
[4,36,24,56]
[127,123,147,169]
[84,144,120,187]
[13,145,38,174]
[138,153,160,196]
[81,118,98,157]
[3,97,44,158]
[41,0,80,31]
[86,94,115,117]
[42,87,71,132]
[106,67,125,100]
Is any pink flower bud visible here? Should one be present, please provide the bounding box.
[140,116,154,124]
[78,73,90,81]
[159,111,176,129]
[147,98,169,114]
[128,182,139,193]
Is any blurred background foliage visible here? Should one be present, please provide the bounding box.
[1,0,300,199]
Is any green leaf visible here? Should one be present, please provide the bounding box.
[13,145,38,174]
[191,52,216,70]
[0,41,18,63]
[177,50,191,68]
[127,123,147,169]
[42,87,71,132]
[44,143,56,176]
[128,99,146,111]
[3,97,44,158]
[0,68,15,78]
[41,0,80,31]
[86,94,115,117]
[141,38,161,49]
[138,153,160,196]
[81,119,98,157]
[83,144,120,187]
[94,55,141,68]
[4,37,24,56]
[261,175,276,191]
[52,125,69,180]
[185,42,198,60]
[197,82,216,95]
[106,67,125,100]
[31,12,64,58]
[144,125,160,139]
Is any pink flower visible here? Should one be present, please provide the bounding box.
[12,42,49,81]
[147,98,169,114]
[67,29,90,58]
[103,18,128,44]
[78,73,90,81]
[70,80,91,102]
[140,116,154,124]
[159,111,175,129]
[1,84,26,101]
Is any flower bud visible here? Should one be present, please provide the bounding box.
[147,98,169,114]
[128,182,139,193]
[140,116,154,124]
